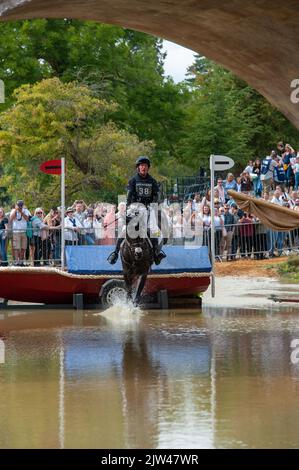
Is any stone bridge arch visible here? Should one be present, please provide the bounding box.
[1,0,299,129]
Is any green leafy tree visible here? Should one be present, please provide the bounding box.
[181,57,299,173]
[0,19,185,165]
[0,78,152,208]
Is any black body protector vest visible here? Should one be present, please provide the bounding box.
[127,173,159,208]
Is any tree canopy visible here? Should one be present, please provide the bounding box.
[1,20,299,207]
[180,57,299,173]
[0,19,186,166]
[0,78,152,207]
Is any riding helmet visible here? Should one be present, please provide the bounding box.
[135,156,151,168]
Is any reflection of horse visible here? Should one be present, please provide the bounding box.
[120,208,154,306]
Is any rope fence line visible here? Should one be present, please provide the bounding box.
[0,266,211,279]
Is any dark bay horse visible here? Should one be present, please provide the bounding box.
[120,207,154,306]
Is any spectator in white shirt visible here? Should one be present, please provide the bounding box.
[9,200,30,266]
[214,179,225,204]
[64,207,83,245]
[243,160,254,174]
[271,190,283,206]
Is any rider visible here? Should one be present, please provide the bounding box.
[107,156,166,265]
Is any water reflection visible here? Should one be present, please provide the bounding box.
[1,305,299,448]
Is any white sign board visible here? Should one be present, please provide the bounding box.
[210,154,235,171]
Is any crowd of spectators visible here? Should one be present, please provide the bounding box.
[1,142,299,266]
[164,141,299,261]
[0,200,126,266]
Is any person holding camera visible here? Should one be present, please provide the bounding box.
[9,200,31,266]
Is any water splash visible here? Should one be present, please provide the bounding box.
[95,298,143,329]
[0,0,30,16]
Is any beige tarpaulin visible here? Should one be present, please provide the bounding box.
[227,190,299,231]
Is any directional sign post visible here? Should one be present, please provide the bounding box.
[40,158,65,269]
[209,155,234,297]
[60,158,65,270]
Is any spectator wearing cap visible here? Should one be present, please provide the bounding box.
[64,207,83,245]
[9,200,31,266]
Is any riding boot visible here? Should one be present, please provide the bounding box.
[151,238,166,265]
[107,238,123,264]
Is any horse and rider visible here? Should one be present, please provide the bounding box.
[107,156,167,266]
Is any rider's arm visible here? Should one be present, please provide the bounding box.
[152,179,160,203]
[127,177,136,205]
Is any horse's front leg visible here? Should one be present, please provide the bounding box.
[123,272,133,302]
[133,273,148,306]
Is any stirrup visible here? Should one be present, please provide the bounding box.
[107,251,118,265]
[154,250,166,265]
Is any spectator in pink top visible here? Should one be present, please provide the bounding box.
[103,204,116,245]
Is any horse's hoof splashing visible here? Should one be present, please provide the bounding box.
[96,293,142,328]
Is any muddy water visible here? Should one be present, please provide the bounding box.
[1,281,299,449]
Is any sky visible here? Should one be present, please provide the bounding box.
[162,40,197,83]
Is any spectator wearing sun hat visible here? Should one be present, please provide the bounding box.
[64,207,83,245]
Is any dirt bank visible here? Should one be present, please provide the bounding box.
[214,257,286,278]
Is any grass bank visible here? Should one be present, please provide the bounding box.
[275,255,299,282]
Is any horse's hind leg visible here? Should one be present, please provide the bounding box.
[134,274,147,306]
